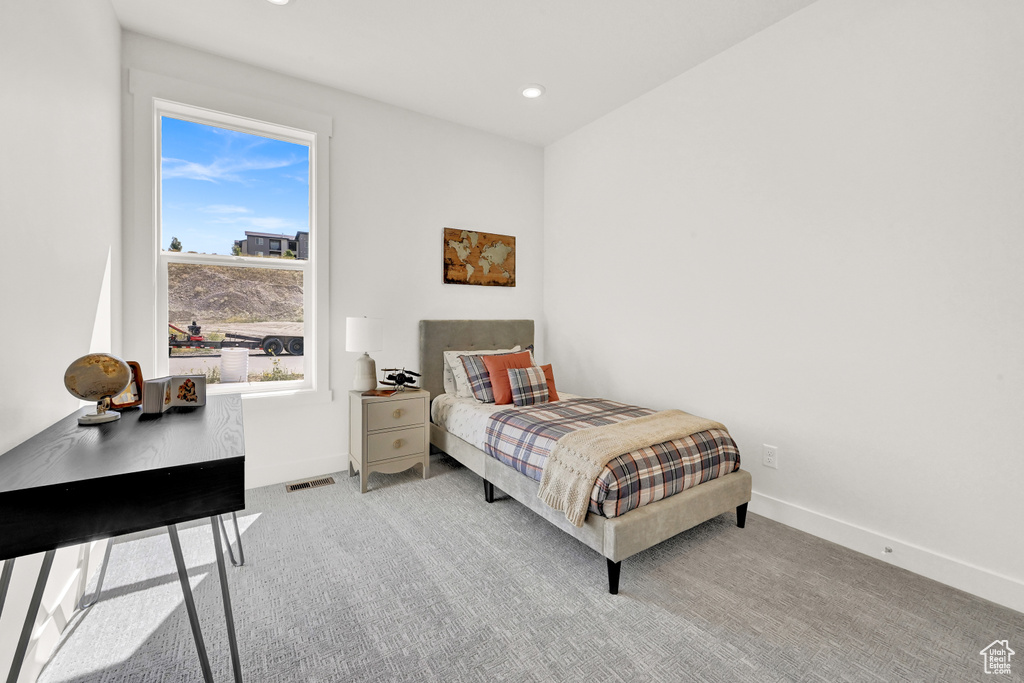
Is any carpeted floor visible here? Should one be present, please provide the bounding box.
[39,454,1023,682]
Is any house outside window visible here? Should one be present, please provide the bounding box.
[234,231,308,260]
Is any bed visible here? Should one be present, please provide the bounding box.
[420,319,752,594]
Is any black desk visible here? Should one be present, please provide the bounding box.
[0,394,245,683]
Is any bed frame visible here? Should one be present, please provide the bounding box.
[419,319,752,594]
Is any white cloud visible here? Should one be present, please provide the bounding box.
[161,156,300,183]
[249,217,296,231]
[202,204,251,214]
[208,214,304,233]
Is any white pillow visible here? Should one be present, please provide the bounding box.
[443,346,520,398]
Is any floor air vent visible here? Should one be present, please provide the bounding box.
[285,476,336,493]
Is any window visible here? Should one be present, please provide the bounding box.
[127,71,331,400]
[257,237,264,245]
[159,109,312,391]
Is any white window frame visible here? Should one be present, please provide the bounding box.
[126,70,332,402]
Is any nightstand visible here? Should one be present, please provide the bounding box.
[348,389,430,493]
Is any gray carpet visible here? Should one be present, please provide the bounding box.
[39,454,1023,682]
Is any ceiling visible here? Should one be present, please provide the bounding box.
[109,0,817,146]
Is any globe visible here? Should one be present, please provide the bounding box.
[64,353,132,425]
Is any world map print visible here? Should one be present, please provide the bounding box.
[443,228,516,287]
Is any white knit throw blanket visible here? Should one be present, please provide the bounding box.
[537,409,727,527]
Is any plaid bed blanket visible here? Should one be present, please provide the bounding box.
[484,397,741,519]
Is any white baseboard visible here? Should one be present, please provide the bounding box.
[245,452,348,490]
[749,491,1024,615]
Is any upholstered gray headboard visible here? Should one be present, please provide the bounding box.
[418,320,535,403]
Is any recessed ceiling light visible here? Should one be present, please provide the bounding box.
[266,0,290,5]
[521,84,545,99]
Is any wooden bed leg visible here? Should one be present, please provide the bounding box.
[483,480,495,503]
[607,559,621,595]
[736,502,748,528]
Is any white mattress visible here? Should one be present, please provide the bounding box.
[430,392,578,451]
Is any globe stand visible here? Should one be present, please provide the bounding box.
[78,398,120,426]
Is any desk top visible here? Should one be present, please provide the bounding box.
[0,394,245,560]
[0,394,244,492]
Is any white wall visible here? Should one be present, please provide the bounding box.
[544,0,1024,611]
[0,1,122,679]
[121,33,545,488]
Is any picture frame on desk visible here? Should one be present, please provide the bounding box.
[110,361,144,410]
[143,375,207,414]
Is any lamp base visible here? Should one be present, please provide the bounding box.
[353,352,377,391]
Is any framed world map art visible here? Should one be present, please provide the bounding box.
[443,228,516,287]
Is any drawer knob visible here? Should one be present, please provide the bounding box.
[393,439,403,449]
[392,409,403,419]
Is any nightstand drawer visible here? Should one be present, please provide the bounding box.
[366,397,424,431]
[367,426,425,463]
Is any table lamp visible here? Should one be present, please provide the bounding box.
[346,316,383,391]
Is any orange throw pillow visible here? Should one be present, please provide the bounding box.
[540,364,559,401]
[482,351,534,405]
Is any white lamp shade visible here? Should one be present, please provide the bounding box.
[346,316,383,353]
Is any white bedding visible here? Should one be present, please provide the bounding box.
[431,392,577,451]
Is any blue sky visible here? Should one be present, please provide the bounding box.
[161,116,310,256]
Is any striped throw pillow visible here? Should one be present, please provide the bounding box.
[507,366,549,407]
[461,349,536,402]
[460,354,497,402]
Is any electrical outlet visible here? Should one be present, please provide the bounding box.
[762,444,779,469]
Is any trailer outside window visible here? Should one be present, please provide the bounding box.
[158,108,314,391]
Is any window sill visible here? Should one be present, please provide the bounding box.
[219,385,333,407]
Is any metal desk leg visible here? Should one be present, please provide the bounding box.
[167,525,214,683]
[0,559,14,622]
[210,516,244,683]
[80,516,242,611]
[78,539,114,609]
[6,550,55,683]
[217,512,245,567]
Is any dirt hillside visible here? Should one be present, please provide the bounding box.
[168,263,303,327]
